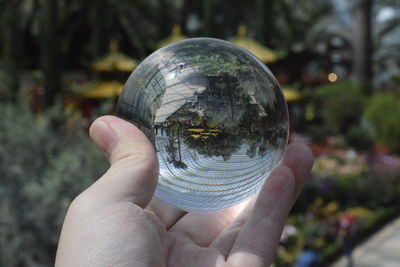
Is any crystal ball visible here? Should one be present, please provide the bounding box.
[117,38,288,211]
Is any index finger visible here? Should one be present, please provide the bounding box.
[226,143,313,266]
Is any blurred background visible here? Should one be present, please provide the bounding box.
[1,0,400,266]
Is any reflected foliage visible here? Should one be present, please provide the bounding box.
[117,38,288,211]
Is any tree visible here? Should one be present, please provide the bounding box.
[39,0,62,107]
[255,0,277,44]
[353,0,373,94]
[0,0,22,103]
[269,0,334,83]
[373,1,400,88]
[165,122,187,169]
[85,0,160,59]
[319,0,400,90]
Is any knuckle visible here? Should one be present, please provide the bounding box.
[111,143,157,168]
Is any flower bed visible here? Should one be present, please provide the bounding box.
[273,143,400,266]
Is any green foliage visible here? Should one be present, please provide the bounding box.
[320,243,340,260]
[295,170,400,213]
[273,0,333,51]
[363,93,400,154]
[0,102,107,267]
[314,81,364,135]
[355,172,400,208]
[362,207,398,233]
[345,126,374,151]
[308,124,335,143]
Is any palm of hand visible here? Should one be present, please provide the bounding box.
[85,195,285,267]
[55,116,313,267]
[57,162,297,267]
[73,160,297,267]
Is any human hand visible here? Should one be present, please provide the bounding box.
[55,115,313,267]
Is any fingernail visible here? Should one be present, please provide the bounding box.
[90,119,117,157]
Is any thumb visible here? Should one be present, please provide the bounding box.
[87,115,159,208]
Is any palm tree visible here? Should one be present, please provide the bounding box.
[271,0,333,51]
[267,0,334,83]
[85,0,162,59]
[4,0,166,107]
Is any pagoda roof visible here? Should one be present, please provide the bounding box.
[74,80,123,99]
[92,40,138,72]
[282,87,302,102]
[157,24,187,48]
[231,25,280,64]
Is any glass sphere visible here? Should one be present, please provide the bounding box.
[117,38,288,211]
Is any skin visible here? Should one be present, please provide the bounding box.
[55,115,313,267]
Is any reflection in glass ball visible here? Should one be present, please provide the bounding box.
[117,38,288,211]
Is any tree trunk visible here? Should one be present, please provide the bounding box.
[256,0,275,44]
[1,1,21,103]
[158,0,170,38]
[202,0,216,36]
[353,0,373,95]
[40,0,62,107]
[89,2,105,60]
[177,129,182,162]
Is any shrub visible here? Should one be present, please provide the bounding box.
[363,93,400,154]
[0,101,107,267]
[308,124,334,143]
[313,81,364,135]
[345,126,374,151]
